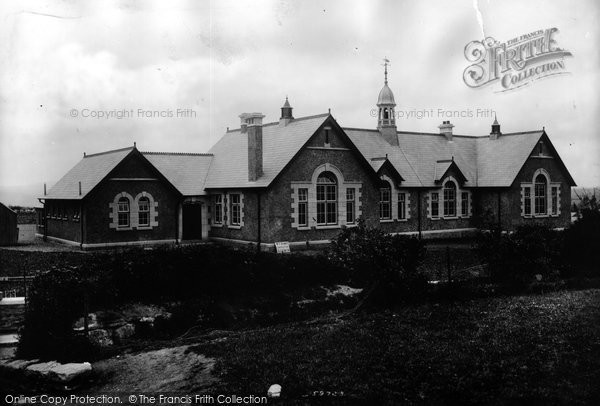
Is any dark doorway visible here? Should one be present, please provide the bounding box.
[182,203,202,240]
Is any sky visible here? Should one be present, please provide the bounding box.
[0,0,599,206]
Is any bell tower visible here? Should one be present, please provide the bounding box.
[377,59,398,146]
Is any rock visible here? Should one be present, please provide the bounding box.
[535,274,543,281]
[88,329,113,347]
[267,384,282,398]
[73,313,99,331]
[26,361,61,377]
[139,316,155,327]
[49,362,92,382]
[0,358,40,371]
[112,323,135,342]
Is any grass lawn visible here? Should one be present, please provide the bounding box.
[190,289,600,405]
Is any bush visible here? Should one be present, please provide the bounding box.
[562,208,600,277]
[477,225,562,287]
[327,219,427,306]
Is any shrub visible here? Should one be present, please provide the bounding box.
[327,219,427,306]
[477,225,562,287]
[562,208,600,277]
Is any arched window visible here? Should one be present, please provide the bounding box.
[117,197,130,228]
[383,108,389,120]
[316,172,337,225]
[138,196,150,227]
[379,181,391,220]
[534,174,547,215]
[443,181,457,217]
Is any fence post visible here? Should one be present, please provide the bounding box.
[446,246,452,284]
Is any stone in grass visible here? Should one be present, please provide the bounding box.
[268,384,282,398]
[26,361,92,383]
[112,323,135,342]
[88,329,113,347]
[72,313,99,331]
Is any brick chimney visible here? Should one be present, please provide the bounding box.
[240,113,265,181]
[439,121,454,141]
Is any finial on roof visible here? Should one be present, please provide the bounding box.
[493,113,499,125]
[83,152,86,157]
[134,141,137,148]
[452,156,454,161]
[328,108,331,114]
[543,126,545,131]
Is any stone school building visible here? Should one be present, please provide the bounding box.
[39,72,575,249]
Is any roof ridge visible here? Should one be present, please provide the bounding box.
[227,112,329,132]
[84,146,133,158]
[142,151,214,157]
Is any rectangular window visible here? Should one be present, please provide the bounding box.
[138,198,150,226]
[317,183,337,225]
[461,192,469,217]
[534,183,546,215]
[551,186,558,215]
[398,192,406,220]
[214,194,223,224]
[524,187,531,216]
[443,187,456,217]
[117,199,130,228]
[298,188,308,226]
[379,188,391,220]
[230,194,241,225]
[431,192,439,218]
[73,207,80,221]
[346,188,355,224]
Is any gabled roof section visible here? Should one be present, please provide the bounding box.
[476,131,544,186]
[43,147,133,199]
[204,113,330,188]
[143,152,214,196]
[434,159,467,184]
[372,157,405,182]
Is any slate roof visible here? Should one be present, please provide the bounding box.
[44,112,572,200]
[44,147,214,199]
[44,147,133,199]
[143,152,213,196]
[204,113,330,188]
[345,128,553,187]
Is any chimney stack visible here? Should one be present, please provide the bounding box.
[240,113,266,181]
[439,121,454,141]
[490,114,501,140]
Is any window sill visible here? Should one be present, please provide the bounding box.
[315,224,341,230]
[380,219,394,223]
[137,226,153,230]
[228,225,242,229]
[211,223,224,228]
[116,227,133,231]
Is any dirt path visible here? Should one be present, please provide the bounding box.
[88,345,217,392]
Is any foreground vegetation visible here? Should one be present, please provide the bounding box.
[190,289,600,405]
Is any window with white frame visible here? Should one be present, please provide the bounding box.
[138,196,150,227]
[429,179,471,220]
[214,194,223,224]
[379,182,392,220]
[346,188,355,224]
[431,192,439,218]
[443,181,457,217]
[534,174,547,215]
[521,169,560,218]
[117,197,130,228]
[298,188,308,226]
[398,192,406,220]
[230,193,241,225]
[461,192,469,217]
[316,172,337,225]
[551,186,558,215]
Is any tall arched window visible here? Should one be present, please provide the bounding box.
[379,181,391,220]
[443,181,457,217]
[534,174,547,215]
[117,197,130,228]
[316,172,337,225]
[138,196,150,227]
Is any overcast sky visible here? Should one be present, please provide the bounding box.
[0,0,598,205]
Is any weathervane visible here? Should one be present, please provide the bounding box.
[383,57,390,84]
